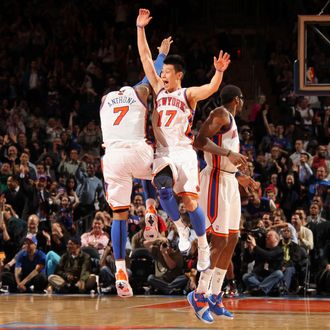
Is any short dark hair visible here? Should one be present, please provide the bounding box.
[220,84,242,105]
[163,55,186,75]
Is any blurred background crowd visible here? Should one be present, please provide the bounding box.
[0,0,329,296]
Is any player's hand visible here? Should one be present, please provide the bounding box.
[137,8,152,28]
[214,50,230,72]
[228,151,248,167]
[237,175,260,191]
[158,36,173,56]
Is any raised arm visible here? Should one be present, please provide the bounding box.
[194,107,247,167]
[186,51,231,108]
[135,36,173,87]
[136,8,164,94]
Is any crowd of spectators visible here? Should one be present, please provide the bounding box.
[0,0,329,296]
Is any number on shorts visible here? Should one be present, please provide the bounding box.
[157,110,177,127]
[113,106,129,125]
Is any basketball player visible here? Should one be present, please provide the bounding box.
[137,8,231,272]
[100,37,172,297]
[187,85,259,323]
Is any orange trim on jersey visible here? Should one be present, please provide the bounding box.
[109,203,130,211]
[229,229,240,234]
[185,112,194,142]
[207,227,229,237]
[177,192,199,199]
[211,134,222,169]
[207,168,219,224]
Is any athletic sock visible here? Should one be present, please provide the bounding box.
[196,268,214,293]
[210,268,227,295]
[111,220,127,260]
[188,206,206,236]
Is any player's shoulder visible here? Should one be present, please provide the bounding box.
[209,106,230,119]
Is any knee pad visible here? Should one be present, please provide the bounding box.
[158,187,174,201]
[153,166,174,189]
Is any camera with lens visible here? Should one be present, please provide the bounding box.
[240,221,266,247]
[161,242,168,249]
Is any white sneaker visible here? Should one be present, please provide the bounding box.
[177,226,191,252]
[144,207,159,241]
[197,245,210,272]
[115,269,133,298]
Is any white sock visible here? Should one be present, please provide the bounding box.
[174,218,185,230]
[197,234,208,248]
[115,260,126,273]
[196,268,213,294]
[210,268,227,295]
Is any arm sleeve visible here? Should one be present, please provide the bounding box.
[134,53,166,86]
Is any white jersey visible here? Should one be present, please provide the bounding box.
[152,88,194,149]
[100,86,148,148]
[204,112,240,172]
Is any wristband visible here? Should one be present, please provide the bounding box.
[216,69,224,73]
[226,150,231,157]
[136,25,144,29]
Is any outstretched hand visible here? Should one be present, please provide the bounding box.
[158,36,173,56]
[214,50,231,72]
[137,8,152,28]
[237,175,260,193]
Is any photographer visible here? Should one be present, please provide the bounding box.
[145,237,187,295]
[242,230,284,296]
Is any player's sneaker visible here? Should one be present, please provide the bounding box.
[197,245,210,272]
[207,292,234,319]
[177,225,191,252]
[115,269,133,298]
[187,291,214,324]
[144,206,159,241]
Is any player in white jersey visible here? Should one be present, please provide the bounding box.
[100,37,172,298]
[188,85,259,323]
[137,8,230,272]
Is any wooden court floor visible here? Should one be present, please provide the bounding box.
[0,294,329,329]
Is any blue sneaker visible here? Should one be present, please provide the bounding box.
[187,291,214,324]
[208,292,234,319]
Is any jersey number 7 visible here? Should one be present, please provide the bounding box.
[113,106,129,125]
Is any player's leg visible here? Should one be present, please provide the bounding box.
[153,166,191,252]
[207,176,240,318]
[102,150,133,297]
[178,159,210,271]
[181,194,210,271]
[141,180,159,240]
[111,209,133,298]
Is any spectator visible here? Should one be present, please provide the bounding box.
[81,213,109,257]
[3,175,27,219]
[291,213,314,253]
[1,234,47,293]
[311,145,330,177]
[298,152,313,184]
[306,203,327,225]
[77,120,102,159]
[58,148,83,177]
[279,228,305,291]
[48,236,96,293]
[272,211,298,244]
[242,230,284,296]
[145,237,188,295]
[75,162,105,227]
[0,202,27,263]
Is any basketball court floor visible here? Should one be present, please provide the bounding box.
[0,294,329,329]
